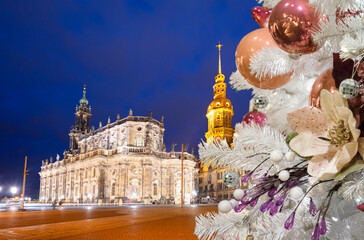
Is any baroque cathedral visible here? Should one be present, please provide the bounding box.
[39,87,197,204]
[198,44,246,202]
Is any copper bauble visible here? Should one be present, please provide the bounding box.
[310,69,337,109]
[268,0,327,54]
[252,6,272,28]
[235,28,293,89]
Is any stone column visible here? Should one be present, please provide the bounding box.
[49,175,53,201]
[161,167,167,199]
[70,171,74,201]
[142,163,152,203]
[39,177,43,200]
[141,164,145,201]
[170,168,174,199]
[124,164,129,198]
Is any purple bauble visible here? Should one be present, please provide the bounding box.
[242,110,267,127]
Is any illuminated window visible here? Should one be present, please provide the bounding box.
[153,138,158,149]
[135,135,144,146]
[153,183,157,195]
[111,183,116,195]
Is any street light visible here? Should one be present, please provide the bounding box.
[10,187,17,198]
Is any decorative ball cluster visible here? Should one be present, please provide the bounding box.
[252,94,269,109]
[233,189,245,199]
[339,78,359,99]
[278,170,290,181]
[270,150,296,163]
[218,189,247,214]
[218,200,233,213]
[289,186,304,200]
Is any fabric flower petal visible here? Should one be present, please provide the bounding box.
[310,142,358,180]
[320,90,340,123]
[336,106,360,141]
[334,142,358,171]
[289,132,331,157]
[358,138,364,159]
[287,106,331,136]
[332,90,349,108]
[307,150,337,179]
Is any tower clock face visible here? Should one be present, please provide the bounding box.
[215,136,222,142]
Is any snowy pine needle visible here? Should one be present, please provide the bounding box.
[309,0,363,14]
[198,123,290,171]
[250,47,293,78]
[313,15,364,47]
[340,33,364,65]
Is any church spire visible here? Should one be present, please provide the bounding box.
[217,42,222,75]
[214,42,225,83]
[205,43,234,145]
[79,84,89,106]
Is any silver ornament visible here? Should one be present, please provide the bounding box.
[339,78,359,99]
[223,170,240,187]
[252,94,268,109]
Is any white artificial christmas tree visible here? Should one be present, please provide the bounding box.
[195,0,364,239]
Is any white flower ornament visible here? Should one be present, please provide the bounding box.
[287,90,364,181]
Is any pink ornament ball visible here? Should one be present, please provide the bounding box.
[242,110,267,127]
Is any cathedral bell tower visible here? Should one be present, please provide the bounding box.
[205,43,234,145]
[69,85,92,151]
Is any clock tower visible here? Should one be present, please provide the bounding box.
[205,43,234,145]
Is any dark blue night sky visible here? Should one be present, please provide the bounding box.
[0,0,257,198]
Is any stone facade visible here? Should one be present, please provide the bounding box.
[39,88,197,204]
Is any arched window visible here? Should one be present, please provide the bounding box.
[111,182,116,195]
[93,168,96,177]
[135,135,144,147]
[153,138,158,149]
[153,183,157,195]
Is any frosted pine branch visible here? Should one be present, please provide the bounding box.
[250,47,293,78]
[234,123,288,156]
[338,171,364,200]
[229,71,256,91]
[250,43,333,80]
[198,123,292,171]
[198,139,249,170]
[340,33,364,64]
[309,0,363,15]
[313,15,364,47]
[195,212,247,240]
